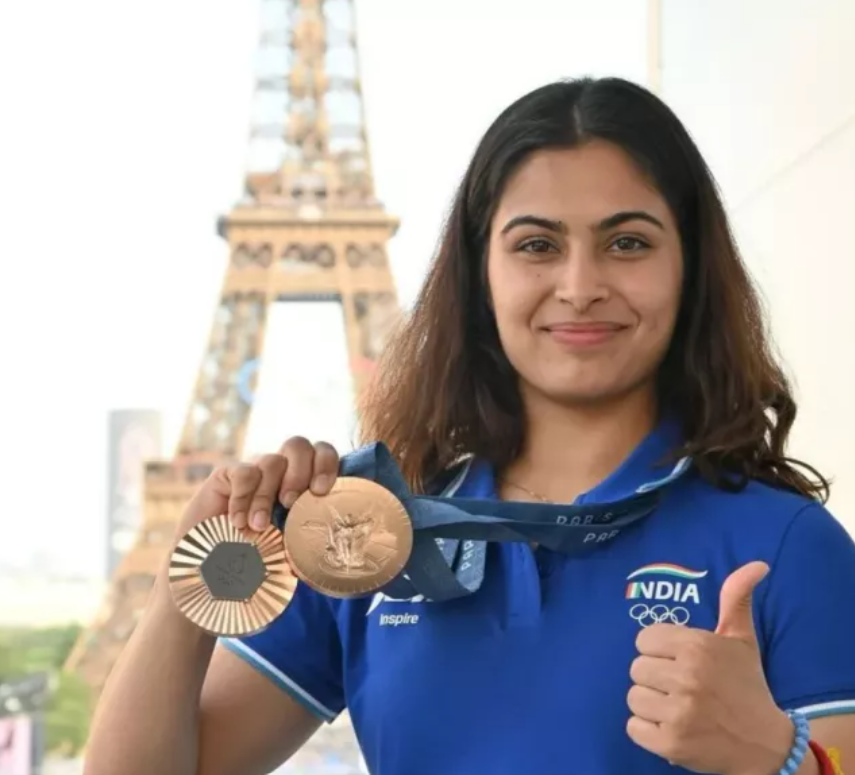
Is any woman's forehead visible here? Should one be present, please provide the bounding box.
[493,144,671,229]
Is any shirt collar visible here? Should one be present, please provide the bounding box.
[459,415,690,505]
[575,415,690,504]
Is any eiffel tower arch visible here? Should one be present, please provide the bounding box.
[66,2,400,729]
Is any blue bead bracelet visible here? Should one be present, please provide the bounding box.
[777,709,810,775]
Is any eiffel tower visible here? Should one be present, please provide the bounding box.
[66,0,398,741]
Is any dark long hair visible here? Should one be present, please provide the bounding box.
[359,77,829,502]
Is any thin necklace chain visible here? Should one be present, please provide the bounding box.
[499,477,554,504]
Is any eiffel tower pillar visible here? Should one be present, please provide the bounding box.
[66,0,400,706]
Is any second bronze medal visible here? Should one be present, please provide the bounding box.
[169,515,297,637]
[283,477,414,598]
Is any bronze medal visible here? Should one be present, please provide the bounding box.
[168,514,297,636]
[283,477,413,598]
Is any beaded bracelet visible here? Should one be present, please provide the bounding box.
[778,709,811,775]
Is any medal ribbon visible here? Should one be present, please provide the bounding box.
[273,442,690,602]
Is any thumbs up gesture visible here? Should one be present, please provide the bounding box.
[627,562,798,775]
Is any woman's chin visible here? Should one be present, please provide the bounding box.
[525,371,654,408]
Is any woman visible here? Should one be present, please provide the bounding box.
[84,77,855,775]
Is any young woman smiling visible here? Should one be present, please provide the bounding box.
[84,77,855,775]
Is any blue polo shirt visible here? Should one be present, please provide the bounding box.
[223,422,855,774]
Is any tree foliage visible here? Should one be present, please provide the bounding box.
[0,625,92,756]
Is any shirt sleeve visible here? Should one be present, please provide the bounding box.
[762,502,855,719]
[220,582,345,722]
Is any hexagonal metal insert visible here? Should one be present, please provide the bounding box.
[200,542,266,601]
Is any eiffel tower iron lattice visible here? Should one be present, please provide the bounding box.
[66,0,399,736]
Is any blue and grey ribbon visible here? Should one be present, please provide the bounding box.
[274,443,690,602]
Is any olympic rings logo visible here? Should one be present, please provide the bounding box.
[628,603,691,628]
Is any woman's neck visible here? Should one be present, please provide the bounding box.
[500,387,658,504]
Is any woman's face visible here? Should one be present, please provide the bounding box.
[486,140,684,407]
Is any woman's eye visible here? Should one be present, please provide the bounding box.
[610,236,650,253]
[519,238,555,254]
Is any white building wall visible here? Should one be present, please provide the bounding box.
[659,0,855,529]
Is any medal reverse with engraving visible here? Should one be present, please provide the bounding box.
[169,514,297,636]
[283,477,413,598]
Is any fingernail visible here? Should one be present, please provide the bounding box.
[311,475,331,494]
[232,512,247,528]
[251,511,268,531]
[282,491,300,508]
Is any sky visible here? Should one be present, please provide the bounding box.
[1,0,853,579]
